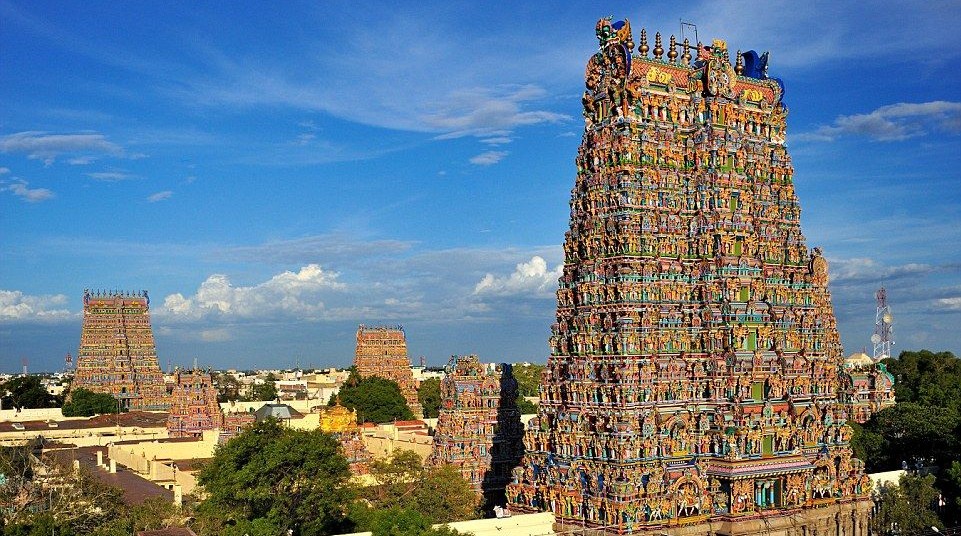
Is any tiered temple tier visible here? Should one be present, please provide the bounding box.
[73,290,169,410]
[353,325,423,417]
[505,19,871,534]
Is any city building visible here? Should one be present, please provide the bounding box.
[354,325,423,417]
[167,369,221,438]
[428,355,524,509]
[72,290,169,410]
[506,19,873,534]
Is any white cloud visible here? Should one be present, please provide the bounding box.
[200,328,233,342]
[159,264,345,321]
[425,85,568,140]
[147,190,173,202]
[827,257,935,284]
[796,101,961,142]
[936,297,961,311]
[0,290,72,322]
[474,256,562,298]
[86,171,134,181]
[0,131,124,164]
[470,150,508,166]
[2,180,54,203]
[0,167,9,174]
[67,156,96,165]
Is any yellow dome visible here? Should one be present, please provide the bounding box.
[844,352,874,368]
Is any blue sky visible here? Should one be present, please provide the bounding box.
[1,1,959,373]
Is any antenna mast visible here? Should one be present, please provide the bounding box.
[871,287,895,361]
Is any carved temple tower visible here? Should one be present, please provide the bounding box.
[505,19,872,535]
[428,355,524,509]
[353,325,423,417]
[73,290,169,410]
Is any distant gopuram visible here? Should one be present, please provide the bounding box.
[428,355,524,510]
[505,18,872,535]
[167,368,221,438]
[353,325,423,417]
[73,290,169,410]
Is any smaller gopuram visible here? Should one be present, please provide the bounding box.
[167,368,221,438]
[840,352,896,423]
[354,325,423,417]
[73,290,169,410]
[317,403,372,474]
[427,355,524,510]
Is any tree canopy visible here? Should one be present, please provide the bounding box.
[251,372,278,402]
[511,363,544,398]
[418,377,441,419]
[338,372,414,424]
[358,450,478,525]
[196,418,355,536]
[871,473,944,535]
[0,376,59,409]
[61,388,119,417]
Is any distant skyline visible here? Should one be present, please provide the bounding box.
[2,1,960,372]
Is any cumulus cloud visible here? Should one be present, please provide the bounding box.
[473,256,562,298]
[159,264,345,321]
[2,180,54,203]
[0,131,124,164]
[147,190,173,202]
[469,150,508,166]
[0,167,9,174]
[0,290,72,322]
[797,101,961,142]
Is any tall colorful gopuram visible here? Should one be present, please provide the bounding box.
[73,290,169,410]
[428,355,524,509]
[505,19,872,535]
[167,368,221,438]
[354,325,423,417]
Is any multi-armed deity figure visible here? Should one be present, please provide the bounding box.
[505,18,874,535]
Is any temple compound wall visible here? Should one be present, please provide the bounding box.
[505,18,873,535]
[167,369,221,438]
[353,325,423,417]
[427,355,524,509]
[73,290,169,410]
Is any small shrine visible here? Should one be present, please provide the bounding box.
[840,352,896,423]
[428,355,524,510]
[167,368,221,438]
[316,402,373,475]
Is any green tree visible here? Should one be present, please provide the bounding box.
[859,402,960,472]
[338,372,414,424]
[61,388,119,417]
[511,363,544,397]
[886,350,961,414]
[251,373,278,402]
[195,418,354,536]
[214,372,244,403]
[362,450,478,524]
[418,378,441,418]
[515,395,538,414]
[871,473,943,535]
[0,376,58,409]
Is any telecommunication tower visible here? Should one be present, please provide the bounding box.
[871,287,895,361]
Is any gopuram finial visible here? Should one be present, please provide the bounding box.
[682,37,692,65]
[668,35,678,63]
[653,32,664,60]
[639,28,649,57]
[735,50,744,75]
